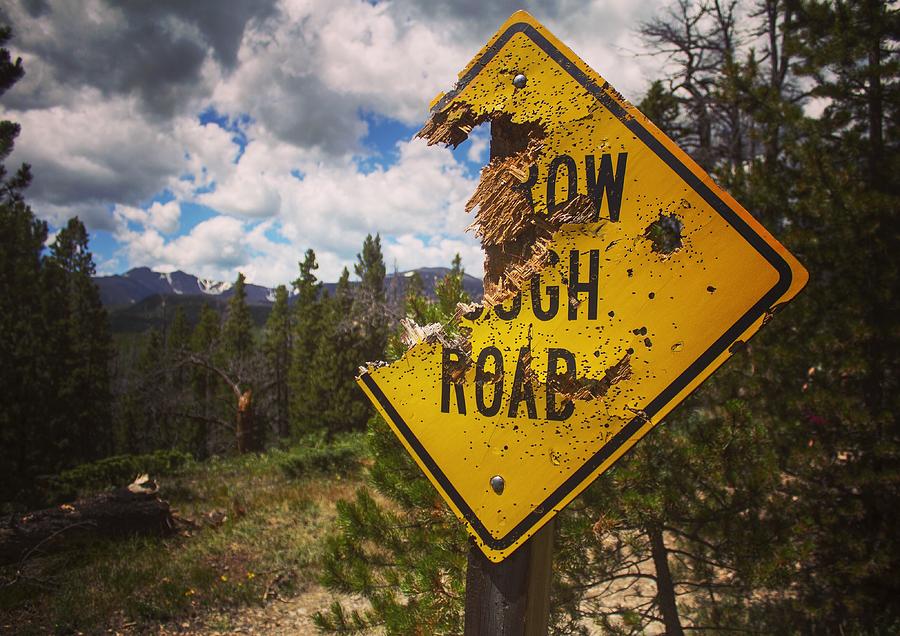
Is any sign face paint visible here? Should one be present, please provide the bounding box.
[357,11,808,562]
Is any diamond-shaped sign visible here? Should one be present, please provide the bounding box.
[357,11,807,562]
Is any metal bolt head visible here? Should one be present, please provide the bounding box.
[512,73,527,89]
[490,475,505,494]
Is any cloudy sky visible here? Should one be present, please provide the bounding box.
[1,0,663,286]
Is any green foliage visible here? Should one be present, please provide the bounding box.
[352,233,389,366]
[39,449,193,503]
[317,259,479,634]
[1,449,352,634]
[264,284,292,438]
[0,25,29,203]
[43,217,115,463]
[434,253,471,317]
[0,36,114,506]
[638,80,682,140]
[221,272,254,364]
[277,432,366,479]
[353,233,386,303]
[187,303,222,458]
[291,249,324,434]
[0,198,49,504]
[168,305,190,354]
[316,416,469,635]
[313,267,372,432]
[403,270,429,323]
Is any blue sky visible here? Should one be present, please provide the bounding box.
[1,0,660,286]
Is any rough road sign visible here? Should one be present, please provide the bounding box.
[357,11,808,562]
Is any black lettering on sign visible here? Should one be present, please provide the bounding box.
[568,249,600,320]
[586,153,628,222]
[546,348,576,421]
[475,346,504,417]
[547,154,578,212]
[493,291,522,320]
[531,250,560,321]
[440,347,466,415]
[508,346,537,419]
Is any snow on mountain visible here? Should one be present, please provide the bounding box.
[197,278,233,296]
[94,266,483,308]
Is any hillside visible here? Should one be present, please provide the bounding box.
[0,439,370,634]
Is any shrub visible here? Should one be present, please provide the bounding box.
[39,450,193,503]
[277,432,366,480]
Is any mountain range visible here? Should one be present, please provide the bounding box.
[93,267,484,335]
[94,266,484,308]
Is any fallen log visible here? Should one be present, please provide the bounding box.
[0,475,175,565]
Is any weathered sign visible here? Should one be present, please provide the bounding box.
[357,11,807,562]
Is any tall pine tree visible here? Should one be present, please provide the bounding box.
[264,284,292,439]
[290,249,324,435]
[44,218,113,465]
[317,257,477,634]
[189,303,221,459]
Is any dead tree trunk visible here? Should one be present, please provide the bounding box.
[0,477,174,565]
[236,388,260,453]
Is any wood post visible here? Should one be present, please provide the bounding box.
[464,519,555,636]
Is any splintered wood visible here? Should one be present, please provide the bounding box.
[416,103,482,149]
[466,141,543,248]
[418,106,604,309]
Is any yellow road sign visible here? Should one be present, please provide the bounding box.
[357,11,808,562]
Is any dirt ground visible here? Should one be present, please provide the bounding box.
[146,585,372,636]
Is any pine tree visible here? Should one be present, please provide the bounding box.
[129,329,167,452]
[165,306,192,449]
[0,25,50,504]
[0,25,30,204]
[217,272,262,452]
[44,217,114,465]
[739,1,900,629]
[403,270,429,324]
[290,249,323,435]
[264,285,292,439]
[353,233,389,366]
[168,305,191,354]
[313,268,370,434]
[221,272,254,364]
[434,253,470,317]
[317,256,480,633]
[189,304,221,459]
[0,174,47,505]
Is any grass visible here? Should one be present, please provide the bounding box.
[0,436,367,634]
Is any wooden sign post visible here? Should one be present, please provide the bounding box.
[464,520,554,636]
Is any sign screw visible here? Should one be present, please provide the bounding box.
[512,73,527,89]
[490,475,505,494]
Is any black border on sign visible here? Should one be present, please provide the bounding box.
[361,21,793,551]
